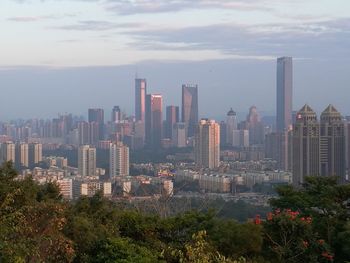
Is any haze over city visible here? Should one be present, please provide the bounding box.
[1,0,350,119]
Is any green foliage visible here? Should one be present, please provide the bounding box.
[90,237,163,263]
[1,163,349,263]
[209,219,263,259]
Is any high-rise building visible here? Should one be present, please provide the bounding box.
[111,106,122,123]
[195,119,220,169]
[145,94,163,149]
[165,106,179,139]
[226,108,237,145]
[77,121,90,145]
[110,142,130,177]
[320,105,346,181]
[29,142,42,167]
[172,122,187,148]
[0,142,15,164]
[182,84,198,138]
[276,57,293,132]
[232,130,249,148]
[135,78,147,122]
[247,106,264,145]
[15,142,29,168]
[292,105,320,186]
[78,145,96,176]
[88,108,104,140]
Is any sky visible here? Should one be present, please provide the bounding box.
[0,0,349,120]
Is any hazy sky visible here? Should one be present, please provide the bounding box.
[0,0,350,120]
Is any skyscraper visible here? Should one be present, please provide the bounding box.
[145,94,163,149]
[195,119,220,169]
[78,145,96,176]
[276,57,293,132]
[172,122,186,148]
[88,108,104,140]
[15,142,29,168]
[111,106,122,123]
[29,142,42,167]
[247,106,264,145]
[226,108,237,145]
[292,105,320,186]
[110,142,130,177]
[182,84,198,138]
[135,78,147,122]
[165,106,179,139]
[0,142,15,164]
[320,105,346,181]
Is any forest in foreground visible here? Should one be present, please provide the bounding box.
[1,161,350,263]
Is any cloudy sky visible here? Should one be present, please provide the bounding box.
[0,0,349,120]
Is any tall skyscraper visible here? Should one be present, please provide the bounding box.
[320,105,346,181]
[78,145,96,176]
[15,142,29,168]
[165,106,179,139]
[88,108,104,140]
[110,142,130,177]
[29,142,42,167]
[145,94,163,149]
[0,142,15,164]
[195,119,220,169]
[247,106,264,145]
[77,121,90,145]
[276,57,293,132]
[111,106,122,123]
[135,78,147,122]
[226,108,237,145]
[172,122,186,148]
[292,105,320,186]
[182,84,198,138]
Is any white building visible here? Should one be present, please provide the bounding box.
[110,142,129,177]
[232,130,249,147]
[172,122,187,148]
[78,145,96,176]
[0,142,15,164]
[194,119,220,169]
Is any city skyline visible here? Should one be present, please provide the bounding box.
[0,0,350,119]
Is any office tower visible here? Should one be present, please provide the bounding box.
[133,121,145,149]
[29,142,42,167]
[145,94,163,149]
[292,105,320,186]
[320,105,346,181]
[77,121,90,145]
[89,122,100,146]
[276,57,293,132]
[232,130,249,148]
[172,122,187,148]
[135,78,147,122]
[265,132,292,171]
[220,121,227,147]
[165,106,179,139]
[78,145,96,176]
[226,108,237,145]
[195,119,220,169]
[110,142,130,177]
[182,84,198,138]
[0,142,15,164]
[88,108,104,140]
[111,106,122,123]
[247,106,264,145]
[15,143,29,168]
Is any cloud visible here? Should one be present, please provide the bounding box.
[124,18,350,59]
[53,20,141,31]
[105,0,275,15]
[7,14,76,22]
